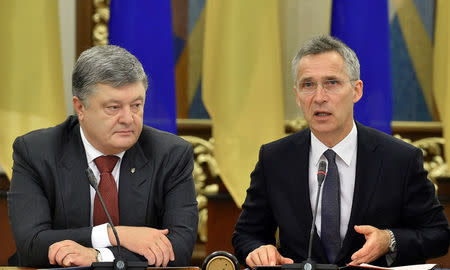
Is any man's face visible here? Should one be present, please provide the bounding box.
[73,82,146,154]
[294,51,362,146]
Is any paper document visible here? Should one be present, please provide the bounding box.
[347,263,436,270]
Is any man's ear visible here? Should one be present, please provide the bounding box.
[73,96,85,120]
[352,80,363,103]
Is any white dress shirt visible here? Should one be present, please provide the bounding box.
[308,122,358,241]
[80,127,125,262]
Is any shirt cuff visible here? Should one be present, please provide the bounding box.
[97,247,115,262]
[386,251,397,266]
[91,223,112,248]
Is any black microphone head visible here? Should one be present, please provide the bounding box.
[317,161,327,185]
[85,167,98,189]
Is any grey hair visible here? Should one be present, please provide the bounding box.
[72,45,148,105]
[291,35,360,84]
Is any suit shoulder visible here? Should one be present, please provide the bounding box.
[138,125,192,152]
[261,128,310,156]
[358,124,420,154]
[14,116,78,151]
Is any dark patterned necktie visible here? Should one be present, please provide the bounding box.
[93,155,119,226]
[321,149,341,263]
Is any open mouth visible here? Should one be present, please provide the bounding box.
[315,112,331,117]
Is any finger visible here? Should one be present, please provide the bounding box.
[267,247,278,266]
[143,248,156,266]
[160,229,169,235]
[150,244,164,267]
[251,251,262,266]
[62,253,73,267]
[48,241,69,264]
[354,225,375,235]
[279,256,294,265]
[351,257,365,265]
[49,240,73,265]
[351,249,374,265]
[155,239,169,267]
[48,243,61,264]
[55,246,72,266]
[159,234,175,261]
[351,246,367,261]
[353,253,372,265]
[258,248,270,265]
[246,255,256,268]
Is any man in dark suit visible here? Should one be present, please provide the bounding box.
[8,45,198,267]
[232,36,449,267]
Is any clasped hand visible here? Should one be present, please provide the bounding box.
[48,240,98,267]
[48,226,175,267]
[111,226,175,267]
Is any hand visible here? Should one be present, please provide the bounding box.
[246,244,294,268]
[48,240,97,267]
[349,225,390,265]
[111,226,175,267]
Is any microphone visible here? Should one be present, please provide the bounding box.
[282,161,338,270]
[86,168,147,270]
[307,161,327,260]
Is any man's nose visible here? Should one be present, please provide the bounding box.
[118,106,134,124]
[312,84,328,101]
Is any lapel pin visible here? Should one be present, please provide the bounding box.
[131,168,136,174]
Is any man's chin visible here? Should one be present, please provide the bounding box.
[108,139,137,153]
[310,123,336,133]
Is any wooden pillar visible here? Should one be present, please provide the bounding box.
[0,176,15,266]
[206,193,241,256]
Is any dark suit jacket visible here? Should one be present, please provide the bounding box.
[8,115,198,267]
[232,123,449,267]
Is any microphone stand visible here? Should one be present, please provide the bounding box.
[86,168,147,270]
[282,161,338,270]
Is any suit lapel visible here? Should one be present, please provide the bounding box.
[118,141,151,225]
[291,130,313,259]
[337,123,383,263]
[58,124,91,227]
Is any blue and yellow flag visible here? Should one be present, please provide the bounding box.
[433,0,450,168]
[0,0,66,179]
[331,0,393,134]
[109,0,177,134]
[203,0,285,206]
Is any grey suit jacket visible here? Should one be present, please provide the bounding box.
[8,115,198,267]
[233,122,449,267]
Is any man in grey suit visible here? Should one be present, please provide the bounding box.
[8,45,198,267]
[232,36,449,267]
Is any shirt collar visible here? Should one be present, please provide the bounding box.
[310,121,357,167]
[80,126,125,164]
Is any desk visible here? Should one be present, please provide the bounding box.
[0,267,200,270]
[206,182,450,268]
